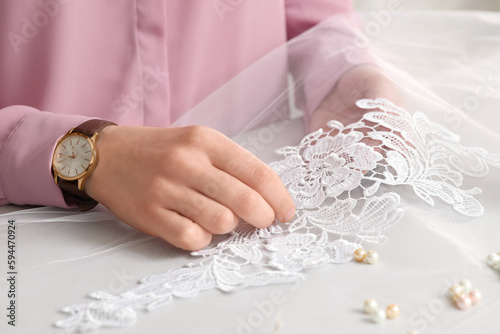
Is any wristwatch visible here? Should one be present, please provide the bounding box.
[52,119,116,211]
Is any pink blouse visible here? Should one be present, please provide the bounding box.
[0,0,354,208]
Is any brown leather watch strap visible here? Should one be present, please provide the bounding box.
[59,181,98,211]
[57,119,116,211]
[72,119,116,137]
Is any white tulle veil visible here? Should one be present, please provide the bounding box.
[1,11,500,333]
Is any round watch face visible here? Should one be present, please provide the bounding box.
[53,134,94,179]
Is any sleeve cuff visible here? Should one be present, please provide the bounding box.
[0,106,94,207]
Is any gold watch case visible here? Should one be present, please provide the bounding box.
[52,131,99,191]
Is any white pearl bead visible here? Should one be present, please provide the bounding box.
[486,252,500,269]
[448,283,463,298]
[459,279,472,295]
[363,298,378,314]
[365,250,379,264]
[370,308,386,323]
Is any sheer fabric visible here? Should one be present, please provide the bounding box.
[1,11,500,333]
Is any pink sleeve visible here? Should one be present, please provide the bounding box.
[0,106,92,207]
[285,0,378,127]
[285,0,355,40]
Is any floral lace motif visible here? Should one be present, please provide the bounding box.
[56,99,500,332]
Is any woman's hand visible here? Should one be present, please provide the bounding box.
[310,64,403,132]
[85,125,296,251]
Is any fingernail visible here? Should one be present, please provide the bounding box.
[282,207,296,222]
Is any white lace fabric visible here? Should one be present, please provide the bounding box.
[54,99,500,332]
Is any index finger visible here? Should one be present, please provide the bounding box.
[208,135,296,223]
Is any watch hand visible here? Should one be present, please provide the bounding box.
[57,157,71,163]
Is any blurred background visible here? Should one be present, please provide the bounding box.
[354,0,500,11]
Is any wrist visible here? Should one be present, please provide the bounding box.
[52,120,116,210]
[84,124,118,201]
